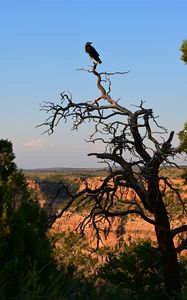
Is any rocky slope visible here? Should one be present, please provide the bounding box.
[27,177,187,255]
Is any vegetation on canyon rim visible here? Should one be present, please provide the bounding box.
[0,139,186,299]
[0,138,187,300]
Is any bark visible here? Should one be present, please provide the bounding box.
[154,197,181,293]
[147,177,181,294]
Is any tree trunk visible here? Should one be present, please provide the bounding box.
[153,194,181,295]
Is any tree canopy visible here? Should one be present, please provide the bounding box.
[0,139,57,299]
[180,40,187,64]
[178,122,187,152]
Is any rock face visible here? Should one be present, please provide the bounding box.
[79,177,187,200]
[27,176,187,209]
[51,211,186,255]
[27,177,187,254]
[51,212,156,248]
[26,179,71,212]
[27,179,46,208]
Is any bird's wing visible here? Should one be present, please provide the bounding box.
[90,45,100,57]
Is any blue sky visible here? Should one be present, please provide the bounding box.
[0,0,186,169]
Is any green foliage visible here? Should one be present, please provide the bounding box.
[163,190,186,219]
[52,229,98,277]
[0,139,96,300]
[97,240,165,299]
[50,232,187,300]
[179,255,187,299]
[181,170,187,183]
[180,40,187,64]
[178,123,187,152]
[0,139,60,299]
[1,139,186,299]
[0,139,16,181]
[178,123,187,183]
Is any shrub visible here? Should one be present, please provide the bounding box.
[97,240,165,299]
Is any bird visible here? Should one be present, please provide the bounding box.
[85,42,102,64]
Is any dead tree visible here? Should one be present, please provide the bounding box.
[38,63,187,295]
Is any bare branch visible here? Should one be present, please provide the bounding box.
[171,225,187,238]
[38,59,186,293]
[175,238,187,253]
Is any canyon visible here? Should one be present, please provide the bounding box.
[26,173,187,255]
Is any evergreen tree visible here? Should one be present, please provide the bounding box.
[0,139,56,299]
[180,40,187,64]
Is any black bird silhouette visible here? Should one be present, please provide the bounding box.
[85,42,102,64]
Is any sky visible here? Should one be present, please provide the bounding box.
[0,0,186,169]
